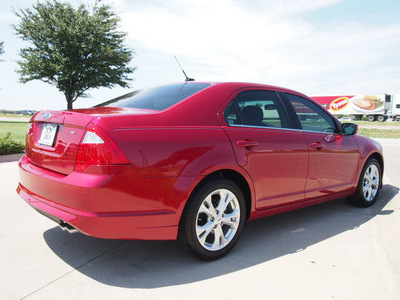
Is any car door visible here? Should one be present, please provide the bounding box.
[222,90,309,210]
[283,93,360,199]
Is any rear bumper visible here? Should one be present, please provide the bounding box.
[17,155,185,240]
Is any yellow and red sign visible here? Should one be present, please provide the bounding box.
[330,97,350,111]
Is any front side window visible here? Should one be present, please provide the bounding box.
[285,93,338,133]
[224,90,291,129]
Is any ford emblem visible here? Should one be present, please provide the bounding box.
[43,112,51,119]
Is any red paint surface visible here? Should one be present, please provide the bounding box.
[17,82,383,240]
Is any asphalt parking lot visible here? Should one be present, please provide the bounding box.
[2,139,400,300]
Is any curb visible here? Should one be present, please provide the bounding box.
[0,153,24,163]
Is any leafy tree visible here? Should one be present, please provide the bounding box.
[13,0,134,109]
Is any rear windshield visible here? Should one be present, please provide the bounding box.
[97,82,212,111]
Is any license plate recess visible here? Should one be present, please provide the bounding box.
[38,124,58,147]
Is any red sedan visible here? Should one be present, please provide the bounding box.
[17,82,383,260]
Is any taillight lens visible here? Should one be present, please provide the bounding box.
[75,125,129,171]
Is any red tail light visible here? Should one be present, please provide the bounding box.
[75,124,129,171]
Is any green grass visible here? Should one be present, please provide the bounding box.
[1,113,31,119]
[0,121,28,143]
[357,128,400,139]
[353,121,400,127]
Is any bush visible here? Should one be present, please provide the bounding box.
[0,132,25,155]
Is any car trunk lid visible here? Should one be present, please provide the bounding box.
[26,110,96,175]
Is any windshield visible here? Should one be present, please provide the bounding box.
[97,83,212,111]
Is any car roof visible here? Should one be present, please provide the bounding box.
[193,81,310,99]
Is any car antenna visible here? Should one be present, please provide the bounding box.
[174,56,195,82]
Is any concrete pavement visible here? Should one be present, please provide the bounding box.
[1,139,399,299]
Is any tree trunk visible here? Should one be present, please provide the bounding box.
[66,93,73,110]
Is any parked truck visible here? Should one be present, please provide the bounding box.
[312,94,400,121]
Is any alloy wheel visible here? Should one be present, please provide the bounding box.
[195,188,240,251]
[362,164,379,202]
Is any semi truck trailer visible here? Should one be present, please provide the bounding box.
[312,94,400,121]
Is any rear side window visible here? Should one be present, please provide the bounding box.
[285,93,338,133]
[224,90,291,129]
[97,83,212,111]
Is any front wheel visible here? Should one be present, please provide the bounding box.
[178,179,246,261]
[347,158,381,207]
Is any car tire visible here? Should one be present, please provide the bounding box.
[347,158,381,207]
[367,115,376,122]
[178,179,246,261]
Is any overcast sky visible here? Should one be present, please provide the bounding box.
[1,0,399,110]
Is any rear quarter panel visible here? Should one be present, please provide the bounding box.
[105,127,239,178]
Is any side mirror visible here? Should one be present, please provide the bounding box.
[341,123,358,136]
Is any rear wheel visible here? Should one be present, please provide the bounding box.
[377,115,386,122]
[178,179,246,261]
[367,115,376,122]
[347,158,381,207]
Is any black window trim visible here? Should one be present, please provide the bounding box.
[227,99,243,125]
[277,91,302,129]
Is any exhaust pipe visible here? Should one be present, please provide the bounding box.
[59,222,79,234]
